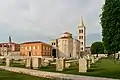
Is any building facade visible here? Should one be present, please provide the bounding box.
[57,32,73,58]
[50,32,80,58]
[50,39,58,57]
[20,41,52,58]
[73,39,80,58]
[0,43,20,56]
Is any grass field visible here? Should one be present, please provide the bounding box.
[39,59,120,79]
[0,69,54,80]
[1,59,120,79]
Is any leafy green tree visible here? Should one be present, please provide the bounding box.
[100,0,120,54]
[90,42,104,55]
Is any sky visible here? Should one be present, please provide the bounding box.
[0,0,105,45]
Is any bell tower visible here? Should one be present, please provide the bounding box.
[78,16,86,52]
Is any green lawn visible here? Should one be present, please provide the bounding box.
[39,59,120,79]
[1,59,120,79]
[0,69,54,80]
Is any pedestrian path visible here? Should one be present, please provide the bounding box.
[0,66,116,80]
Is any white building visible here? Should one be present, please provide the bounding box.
[50,32,80,58]
[57,32,73,58]
[50,17,86,58]
[73,39,80,58]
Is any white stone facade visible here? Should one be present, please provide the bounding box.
[78,16,86,52]
[73,39,80,58]
[57,38,73,58]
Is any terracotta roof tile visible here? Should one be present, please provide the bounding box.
[21,41,42,44]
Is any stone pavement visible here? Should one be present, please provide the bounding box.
[0,66,117,80]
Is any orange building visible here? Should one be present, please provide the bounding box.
[20,41,52,57]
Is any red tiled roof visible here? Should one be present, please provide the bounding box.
[64,32,71,34]
[0,42,17,45]
[21,41,42,44]
[21,41,52,47]
[0,42,19,47]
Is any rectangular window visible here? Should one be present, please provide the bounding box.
[25,47,27,50]
[43,46,45,50]
[81,47,83,50]
[79,30,83,33]
[52,43,53,45]
[46,47,48,50]
[38,46,40,50]
[79,36,83,39]
[33,46,35,50]
[81,42,83,45]
[29,46,31,51]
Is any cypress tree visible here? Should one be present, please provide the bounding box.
[100,0,120,54]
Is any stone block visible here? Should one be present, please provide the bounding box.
[41,59,50,67]
[65,62,71,68]
[56,59,65,71]
[79,59,87,72]
[25,57,32,69]
[87,59,90,68]
[32,58,41,69]
[21,59,26,65]
[91,57,95,64]
[6,58,13,67]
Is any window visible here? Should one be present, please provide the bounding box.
[21,46,24,49]
[81,42,83,45]
[79,36,83,39]
[81,47,83,50]
[29,46,31,51]
[38,46,40,50]
[46,47,48,50]
[43,46,45,50]
[33,46,35,50]
[79,30,83,33]
[25,47,27,50]
[52,43,53,45]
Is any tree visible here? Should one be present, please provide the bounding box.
[90,42,104,55]
[100,0,120,54]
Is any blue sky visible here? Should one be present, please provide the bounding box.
[0,0,104,45]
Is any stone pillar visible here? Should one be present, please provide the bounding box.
[25,57,32,69]
[79,58,87,72]
[32,57,41,69]
[91,57,95,64]
[6,58,13,67]
[87,59,90,68]
[56,59,65,71]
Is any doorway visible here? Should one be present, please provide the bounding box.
[29,51,32,56]
[52,49,56,58]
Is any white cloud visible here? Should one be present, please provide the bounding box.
[0,0,105,43]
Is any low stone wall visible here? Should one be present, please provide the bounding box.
[0,66,115,80]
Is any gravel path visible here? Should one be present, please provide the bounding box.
[0,66,117,80]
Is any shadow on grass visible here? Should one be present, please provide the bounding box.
[11,63,25,68]
[87,68,105,72]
